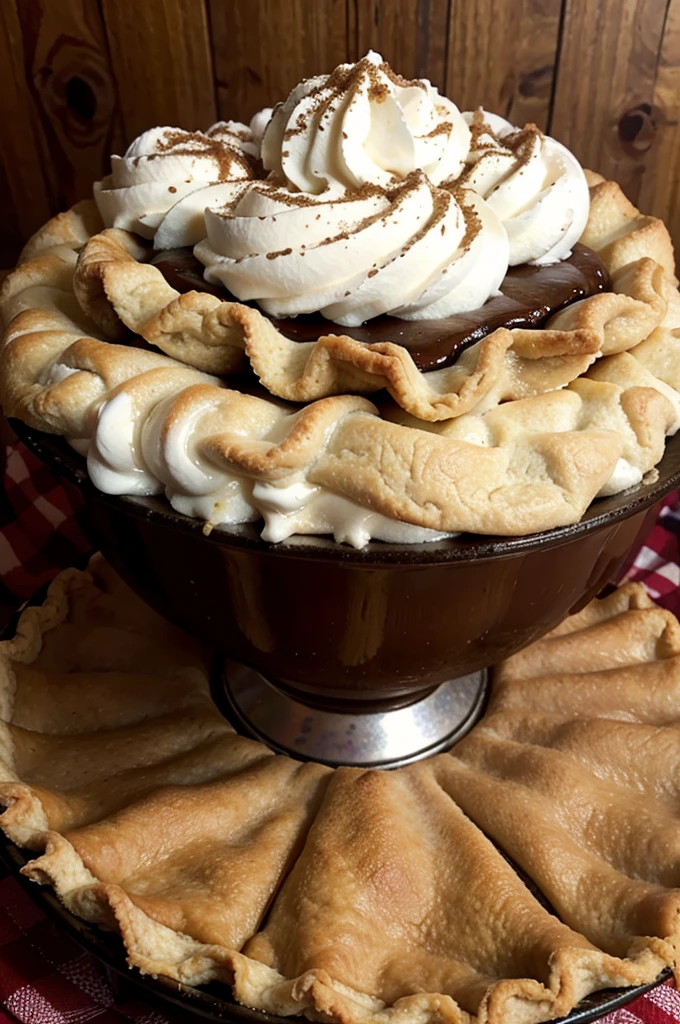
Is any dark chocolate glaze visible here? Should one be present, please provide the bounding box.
[150,244,610,373]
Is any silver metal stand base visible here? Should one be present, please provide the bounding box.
[217,660,489,768]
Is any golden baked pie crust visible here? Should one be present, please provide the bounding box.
[1,559,679,1024]
[1,177,680,537]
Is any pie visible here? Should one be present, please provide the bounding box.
[1,53,679,546]
[1,556,679,1023]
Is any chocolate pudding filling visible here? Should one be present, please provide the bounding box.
[149,244,610,373]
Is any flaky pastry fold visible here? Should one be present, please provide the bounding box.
[0,261,627,534]
[2,176,680,538]
[438,583,680,968]
[18,199,104,266]
[1,564,679,1024]
[70,228,602,418]
[58,176,678,422]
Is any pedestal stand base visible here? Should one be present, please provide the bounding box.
[215,661,489,768]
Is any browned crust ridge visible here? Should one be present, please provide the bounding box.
[1,176,680,536]
[1,565,678,1024]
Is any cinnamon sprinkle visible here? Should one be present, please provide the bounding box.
[425,121,452,138]
[146,128,261,180]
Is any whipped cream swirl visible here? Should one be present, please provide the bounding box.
[206,120,260,158]
[262,50,470,193]
[196,173,508,325]
[194,54,588,324]
[94,54,590,328]
[461,111,590,266]
[85,385,450,548]
[94,121,261,249]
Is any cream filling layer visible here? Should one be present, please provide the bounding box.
[73,374,660,547]
[82,391,453,549]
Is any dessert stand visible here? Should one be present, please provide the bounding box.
[3,48,680,1024]
[4,423,680,1021]
[14,419,680,770]
[0,553,675,1024]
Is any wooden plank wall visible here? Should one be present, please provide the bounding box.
[2,0,679,267]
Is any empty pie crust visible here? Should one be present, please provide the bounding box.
[1,173,680,538]
[1,558,679,1024]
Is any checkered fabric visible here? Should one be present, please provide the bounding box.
[0,427,92,628]
[0,873,677,1024]
[1,426,680,1023]
[623,495,680,614]
[0,877,182,1024]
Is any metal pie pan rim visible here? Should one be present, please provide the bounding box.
[0,591,673,1024]
[215,662,490,768]
[12,420,680,567]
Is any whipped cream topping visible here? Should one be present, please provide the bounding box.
[246,108,273,149]
[93,54,590,329]
[206,120,260,158]
[461,110,590,266]
[193,54,588,324]
[251,481,452,546]
[94,122,260,248]
[83,384,450,548]
[196,173,508,325]
[262,50,470,193]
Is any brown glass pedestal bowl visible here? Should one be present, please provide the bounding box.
[4,425,676,1024]
[16,421,680,705]
[1,434,675,1024]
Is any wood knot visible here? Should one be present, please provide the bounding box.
[34,37,116,147]
[65,76,97,120]
[617,103,664,157]
[518,65,553,101]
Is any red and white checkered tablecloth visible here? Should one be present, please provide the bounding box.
[0,877,183,1024]
[0,429,92,629]
[621,496,680,611]
[1,428,679,1024]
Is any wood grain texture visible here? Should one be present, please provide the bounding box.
[637,0,680,251]
[13,0,124,214]
[551,0,670,206]
[210,0,348,122]
[101,0,216,139]
[0,159,27,269]
[446,0,562,130]
[4,0,680,254]
[0,0,55,264]
[350,0,450,89]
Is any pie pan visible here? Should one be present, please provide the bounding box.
[0,565,674,1024]
[13,419,680,709]
[1,558,678,1024]
[0,830,670,1024]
